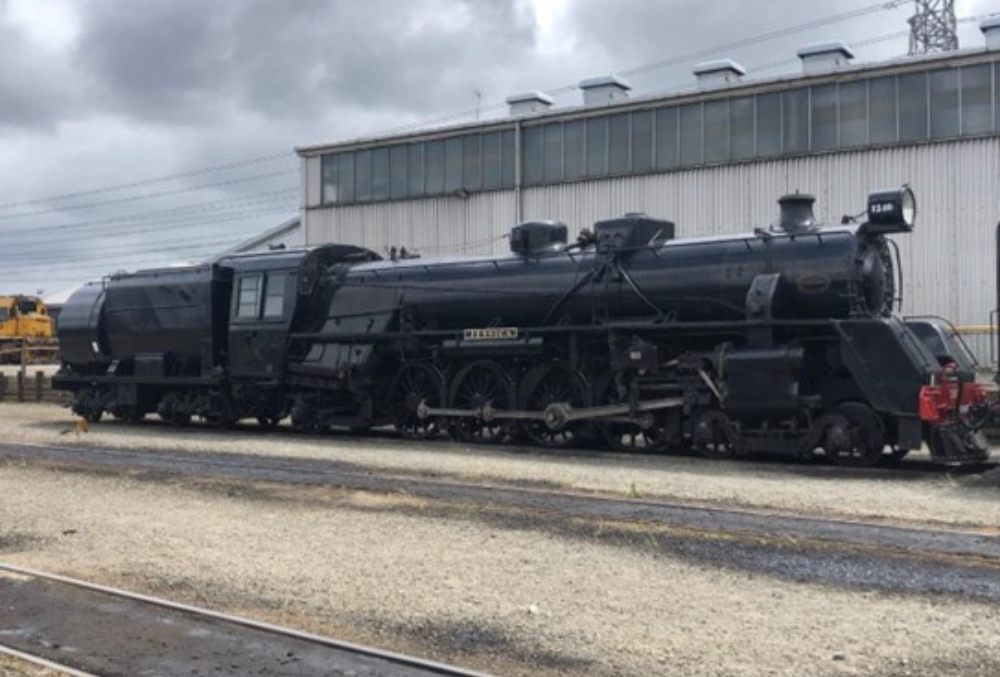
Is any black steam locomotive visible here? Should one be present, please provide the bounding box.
[53,187,991,466]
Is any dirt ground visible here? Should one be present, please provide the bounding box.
[0,655,60,677]
[1,402,999,677]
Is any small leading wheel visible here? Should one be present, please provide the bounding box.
[598,373,668,453]
[257,415,282,430]
[693,410,737,460]
[388,362,447,440]
[113,406,146,424]
[449,360,514,444]
[824,402,885,467]
[157,392,191,427]
[886,446,911,462]
[519,363,589,449]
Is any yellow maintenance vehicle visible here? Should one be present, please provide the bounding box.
[0,295,57,363]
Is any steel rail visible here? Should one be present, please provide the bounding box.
[0,643,101,677]
[0,562,499,677]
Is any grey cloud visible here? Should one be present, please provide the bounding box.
[0,12,81,131]
[74,0,538,126]
[75,0,233,122]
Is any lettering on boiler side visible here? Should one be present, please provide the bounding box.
[463,327,519,341]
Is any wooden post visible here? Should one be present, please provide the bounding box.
[0,375,6,401]
[16,371,24,402]
[34,371,43,402]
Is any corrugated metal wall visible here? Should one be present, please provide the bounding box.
[306,191,520,257]
[304,138,1000,360]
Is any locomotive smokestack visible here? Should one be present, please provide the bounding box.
[777,193,818,233]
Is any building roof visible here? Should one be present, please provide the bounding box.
[296,44,999,158]
[220,217,302,255]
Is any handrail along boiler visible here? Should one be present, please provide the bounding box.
[53,187,991,466]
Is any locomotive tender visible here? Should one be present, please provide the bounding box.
[53,187,991,466]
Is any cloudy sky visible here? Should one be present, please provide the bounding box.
[0,0,994,296]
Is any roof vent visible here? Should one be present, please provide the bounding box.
[594,214,676,253]
[982,16,1000,51]
[510,221,568,256]
[506,91,554,117]
[693,59,746,88]
[777,193,819,233]
[797,41,855,75]
[578,75,632,107]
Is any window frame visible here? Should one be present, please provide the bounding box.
[262,272,288,320]
[235,274,263,321]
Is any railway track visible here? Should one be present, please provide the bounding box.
[0,562,499,677]
[2,440,1000,602]
[67,415,1000,477]
[0,644,101,677]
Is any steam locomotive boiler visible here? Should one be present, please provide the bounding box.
[53,186,991,466]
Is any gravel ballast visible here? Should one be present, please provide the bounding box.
[2,402,999,676]
[2,403,997,527]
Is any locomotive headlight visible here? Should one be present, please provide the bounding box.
[865,186,916,233]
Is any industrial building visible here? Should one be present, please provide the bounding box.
[297,18,1000,360]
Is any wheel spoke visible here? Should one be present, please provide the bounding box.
[599,374,668,453]
[824,403,885,467]
[520,363,589,449]
[450,361,513,444]
[389,362,446,440]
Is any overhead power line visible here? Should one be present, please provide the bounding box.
[619,0,909,80]
[7,229,267,260]
[2,0,910,214]
[0,236,246,270]
[0,168,298,222]
[0,188,298,238]
[376,0,910,137]
[0,151,296,211]
[0,226,276,274]
[0,205,298,256]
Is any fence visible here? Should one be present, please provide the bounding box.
[0,340,59,365]
[0,371,69,405]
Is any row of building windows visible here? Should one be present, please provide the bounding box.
[320,60,999,204]
[322,130,517,204]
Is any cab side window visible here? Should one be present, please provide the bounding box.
[236,275,262,319]
[263,272,287,318]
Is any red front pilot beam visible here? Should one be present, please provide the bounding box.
[918,363,991,427]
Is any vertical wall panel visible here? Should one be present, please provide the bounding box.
[303,157,321,208]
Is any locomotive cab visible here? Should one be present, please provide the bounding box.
[224,252,303,381]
